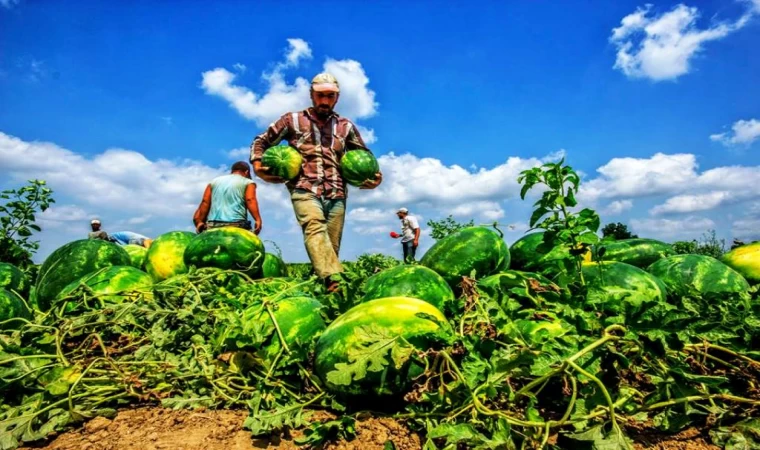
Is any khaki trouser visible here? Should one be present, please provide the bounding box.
[290,189,345,278]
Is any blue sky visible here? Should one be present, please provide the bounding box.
[1,0,759,263]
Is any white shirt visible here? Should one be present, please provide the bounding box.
[400,215,419,242]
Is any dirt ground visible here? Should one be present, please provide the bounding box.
[20,407,720,450]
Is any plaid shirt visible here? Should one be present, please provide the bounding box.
[251,108,372,199]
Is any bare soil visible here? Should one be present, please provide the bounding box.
[20,407,720,450]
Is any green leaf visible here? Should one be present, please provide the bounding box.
[325,324,413,386]
[558,424,634,450]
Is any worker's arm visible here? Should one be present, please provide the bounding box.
[347,123,383,190]
[193,184,212,233]
[413,227,420,247]
[244,183,263,235]
[251,114,290,184]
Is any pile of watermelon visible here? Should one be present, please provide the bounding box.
[1,220,760,449]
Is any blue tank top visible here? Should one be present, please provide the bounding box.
[208,174,254,222]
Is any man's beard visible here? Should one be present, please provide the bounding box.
[315,105,332,117]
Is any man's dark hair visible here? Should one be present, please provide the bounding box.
[231,161,250,172]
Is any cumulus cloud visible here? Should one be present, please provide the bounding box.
[449,201,505,221]
[225,147,250,160]
[610,2,758,81]
[710,118,760,147]
[37,205,90,230]
[602,199,634,215]
[353,152,547,208]
[347,207,393,223]
[631,216,716,238]
[201,39,378,129]
[650,191,733,215]
[0,132,291,219]
[580,153,698,202]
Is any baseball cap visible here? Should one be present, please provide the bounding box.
[397,207,408,213]
[311,72,340,93]
[91,219,101,225]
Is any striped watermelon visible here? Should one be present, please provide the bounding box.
[0,288,31,330]
[477,270,562,309]
[260,253,288,278]
[57,265,154,304]
[35,239,131,311]
[252,296,326,368]
[509,232,590,274]
[145,231,195,281]
[582,261,667,320]
[0,262,29,297]
[184,227,265,275]
[315,297,454,397]
[420,226,509,286]
[124,244,148,269]
[340,150,379,187]
[261,145,303,180]
[361,265,454,310]
[647,254,750,297]
[594,238,674,268]
[720,242,760,283]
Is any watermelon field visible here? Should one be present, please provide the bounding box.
[1,160,760,449]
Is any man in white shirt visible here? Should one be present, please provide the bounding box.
[391,207,420,263]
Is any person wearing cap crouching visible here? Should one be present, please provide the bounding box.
[391,208,420,263]
[251,72,383,293]
[88,219,110,241]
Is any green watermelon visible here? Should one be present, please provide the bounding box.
[340,150,379,187]
[184,227,265,275]
[509,232,590,273]
[420,226,509,286]
[145,231,195,281]
[0,288,31,330]
[0,262,29,297]
[721,242,760,283]
[477,270,562,309]
[124,244,148,269]
[260,253,287,278]
[314,297,454,397]
[582,261,667,321]
[594,238,674,268]
[361,265,454,310]
[261,145,303,180]
[647,254,750,297]
[57,265,154,304]
[35,239,131,311]
[253,296,326,368]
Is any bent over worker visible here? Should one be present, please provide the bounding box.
[193,161,263,234]
[250,72,382,292]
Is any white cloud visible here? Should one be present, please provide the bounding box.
[650,191,732,215]
[580,153,698,202]
[449,201,505,221]
[357,126,377,144]
[610,3,758,81]
[201,39,378,129]
[602,199,633,215]
[732,218,760,240]
[347,207,393,223]
[0,132,290,219]
[225,147,250,160]
[127,215,152,225]
[232,63,246,73]
[710,118,760,147]
[631,216,716,238]
[354,225,391,236]
[37,205,90,229]
[354,151,546,208]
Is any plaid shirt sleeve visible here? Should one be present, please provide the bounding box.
[250,114,291,163]
[346,122,372,154]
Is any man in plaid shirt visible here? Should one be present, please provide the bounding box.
[251,73,382,292]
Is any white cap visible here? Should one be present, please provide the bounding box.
[91,219,101,225]
[311,72,340,93]
[397,207,408,213]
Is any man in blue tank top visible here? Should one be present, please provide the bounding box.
[192,161,263,234]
